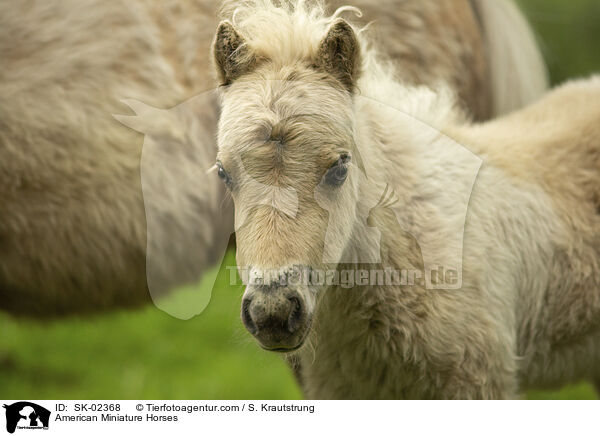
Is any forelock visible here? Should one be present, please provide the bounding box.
[218,0,364,68]
[218,76,355,155]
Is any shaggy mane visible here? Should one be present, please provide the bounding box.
[219,0,365,67]
[218,0,461,129]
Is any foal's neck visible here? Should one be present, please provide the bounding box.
[302,79,475,385]
[344,73,476,280]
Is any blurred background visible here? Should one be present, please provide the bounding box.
[1,0,599,400]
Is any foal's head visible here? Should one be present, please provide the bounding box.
[212,6,364,351]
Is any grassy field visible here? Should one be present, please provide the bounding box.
[0,253,302,399]
[0,251,597,399]
[1,1,599,400]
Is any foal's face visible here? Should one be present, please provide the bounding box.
[216,69,359,351]
[212,15,362,351]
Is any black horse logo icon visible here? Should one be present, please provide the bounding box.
[3,402,50,434]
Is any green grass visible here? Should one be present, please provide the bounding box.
[0,252,301,399]
[527,384,597,400]
[0,251,596,399]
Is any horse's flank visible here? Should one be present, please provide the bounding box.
[452,78,600,388]
[328,52,600,397]
[307,62,600,397]
[306,73,600,398]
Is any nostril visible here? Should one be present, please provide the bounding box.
[241,298,257,335]
[287,296,303,333]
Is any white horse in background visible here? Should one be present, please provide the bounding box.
[0,0,547,317]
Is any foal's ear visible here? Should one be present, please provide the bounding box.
[314,19,361,92]
[213,21,256,85]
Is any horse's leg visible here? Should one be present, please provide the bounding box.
[439,368,518,399]
[434,323,519,399]
[284,354,306,398]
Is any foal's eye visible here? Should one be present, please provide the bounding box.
[216,161,232,187]
[324,154,351,187]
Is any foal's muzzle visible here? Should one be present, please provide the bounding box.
[241,282,311,352]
